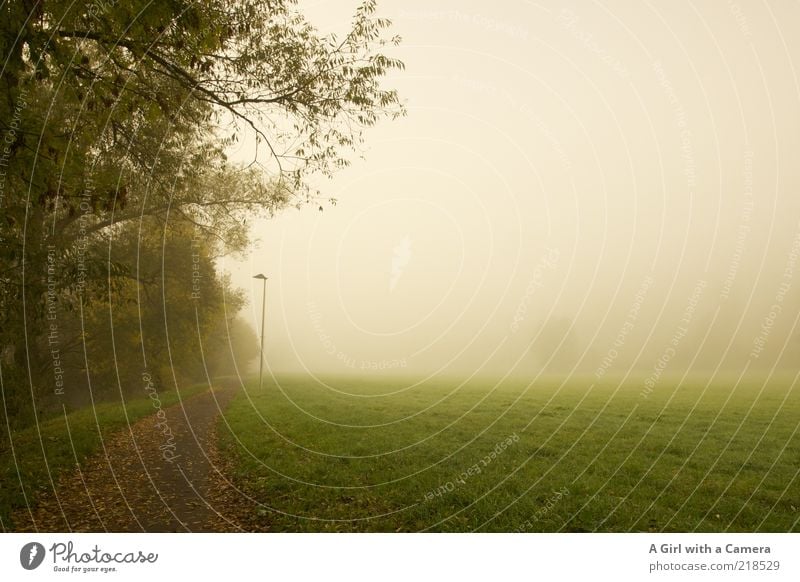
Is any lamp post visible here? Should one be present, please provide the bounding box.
[253,274,268,390]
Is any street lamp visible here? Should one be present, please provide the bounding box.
[253,274,268,390]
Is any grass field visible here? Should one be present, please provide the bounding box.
[0,382,208,529]
[218,374,800,532]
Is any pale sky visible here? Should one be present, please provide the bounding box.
[222,0,800,379]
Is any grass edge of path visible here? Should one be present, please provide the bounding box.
[0,382,210,530]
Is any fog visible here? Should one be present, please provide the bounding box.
[225,0,800,380]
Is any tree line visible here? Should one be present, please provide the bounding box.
[0,0,403,432]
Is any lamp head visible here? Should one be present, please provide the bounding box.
[253,273,268,280]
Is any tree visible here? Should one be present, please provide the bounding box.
[1,0,404,429]
[18,216,245,412]
[209,317,260,378]
[2,0,404,218]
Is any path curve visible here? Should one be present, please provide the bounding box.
[13,383,250,532]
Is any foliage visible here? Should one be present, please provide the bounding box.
[210,316,260,378]
[66,218,247,401]
[0,0,403,431]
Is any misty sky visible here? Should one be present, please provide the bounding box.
[222,0,800,379]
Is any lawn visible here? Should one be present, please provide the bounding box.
[217,373,800,532]
[0,382,208,530]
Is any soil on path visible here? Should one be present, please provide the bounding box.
[13,384,258,532]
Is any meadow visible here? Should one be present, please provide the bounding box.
[218,373,800,532]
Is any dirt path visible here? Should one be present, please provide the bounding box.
[13,384,252,532]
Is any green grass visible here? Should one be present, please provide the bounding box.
[218,374,800,532]
[0,382,208,530]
